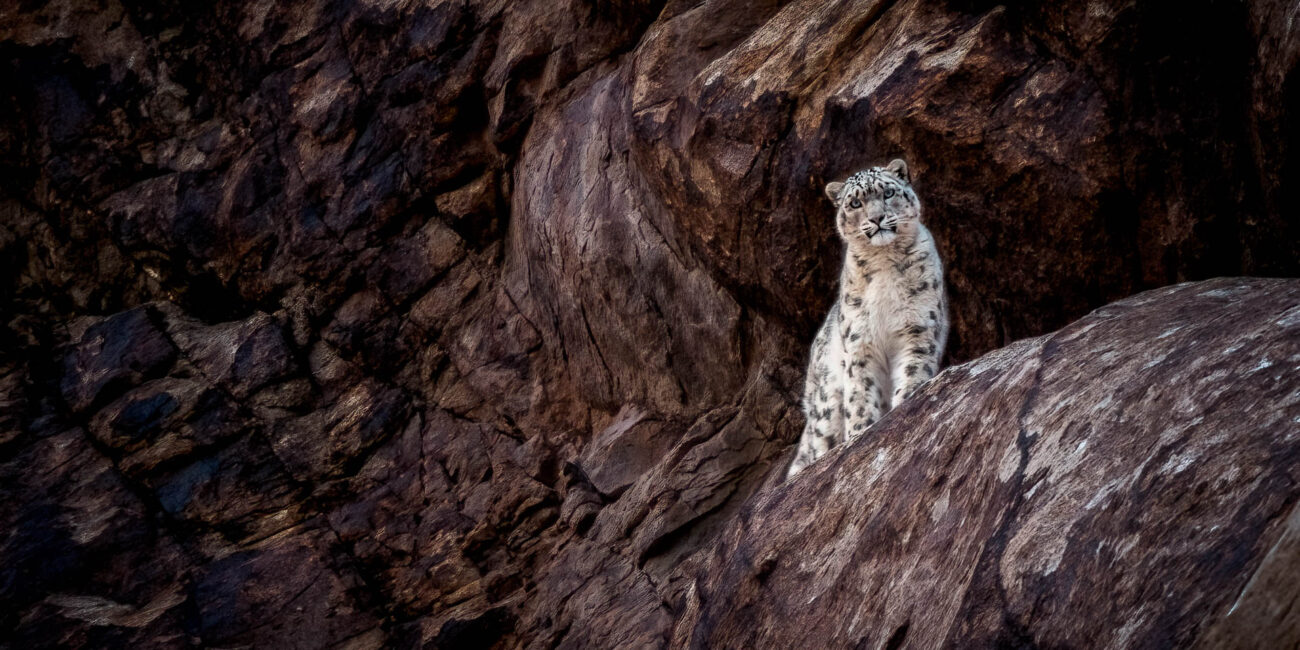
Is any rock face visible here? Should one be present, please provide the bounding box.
[1,0,1298,648]
[678,278,1300,648]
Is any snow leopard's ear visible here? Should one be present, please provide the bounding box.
[886,158,910,183]
[824,181,845,204]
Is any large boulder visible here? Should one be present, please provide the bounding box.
[674,278,1300,648]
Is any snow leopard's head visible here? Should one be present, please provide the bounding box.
[824,159,920,248]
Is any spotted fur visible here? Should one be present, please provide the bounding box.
[787,159,948,478]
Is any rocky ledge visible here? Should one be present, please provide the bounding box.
[679,278,1300,649]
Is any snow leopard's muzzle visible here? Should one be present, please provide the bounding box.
[861,217,896,245]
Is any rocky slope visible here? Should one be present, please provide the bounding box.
[2,0,1298,648]
[678,278,1300,649]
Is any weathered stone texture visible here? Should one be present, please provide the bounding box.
[2,0,1298,647]
[677,279,1300,648]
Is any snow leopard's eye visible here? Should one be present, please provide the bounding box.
[883,188,896,199]
[849,198,862,208]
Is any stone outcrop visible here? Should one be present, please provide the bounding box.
[676,278,1300,648]
[2,0,1298,647]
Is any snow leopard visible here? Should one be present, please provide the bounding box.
[787,159,948,478]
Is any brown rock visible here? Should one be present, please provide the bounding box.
[152,434,306,540]
[87,376,248,476]
[3,0,1299,647]
[674,279,1300,648]
[0,363,26,447]
[191,523,383,649]
[0,430,191,649]
[268,379,409,482]
[162,310,296,399]
[59,307,177,413]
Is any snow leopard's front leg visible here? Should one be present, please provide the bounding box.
[842,346,886,443]
[789,306,844,478]
[889,323,942,408]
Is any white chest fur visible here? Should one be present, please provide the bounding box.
[840,224,945,363]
